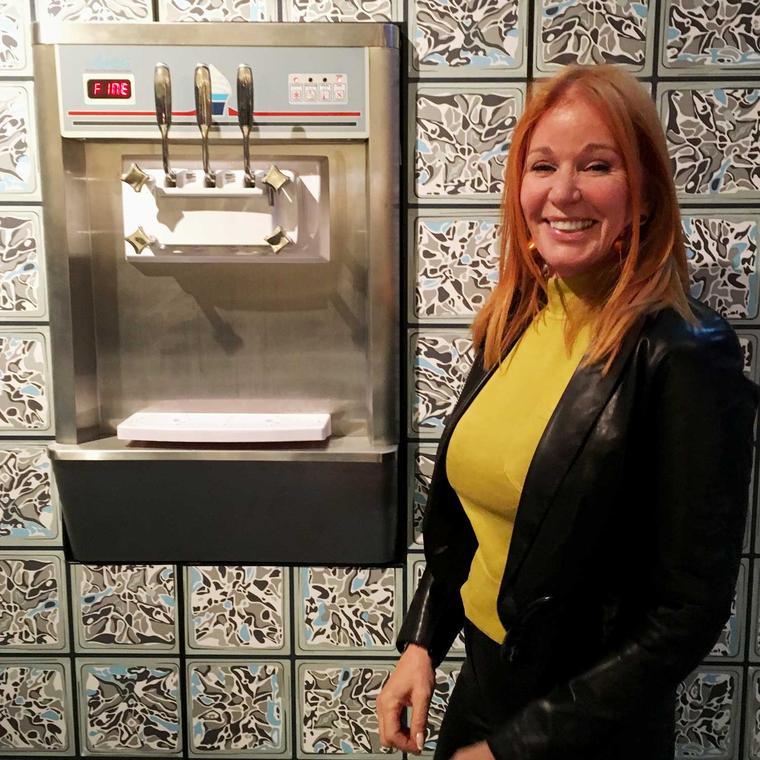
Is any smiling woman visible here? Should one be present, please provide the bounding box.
[378,64,759,760]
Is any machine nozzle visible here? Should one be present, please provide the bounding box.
[237,64,254,188]
[194,63,215,187]
[154,63,176,187]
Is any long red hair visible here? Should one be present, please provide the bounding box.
[472,65,693,373]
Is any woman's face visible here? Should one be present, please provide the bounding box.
[520,96,634,279]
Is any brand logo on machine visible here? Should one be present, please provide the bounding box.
[209,64,231,116]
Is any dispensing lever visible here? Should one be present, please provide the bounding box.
[194,64,215,187]
[154,63,176,187]
[237,64,255,188]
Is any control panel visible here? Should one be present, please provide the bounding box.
[56,44,368,139]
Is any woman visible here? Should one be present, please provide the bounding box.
[377,65,758,760]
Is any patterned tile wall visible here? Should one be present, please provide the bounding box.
[1,1,759,758]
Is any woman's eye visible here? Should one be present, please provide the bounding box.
[530,163,554,172]
[586,163,610,172]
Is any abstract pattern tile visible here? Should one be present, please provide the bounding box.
[283,0,395,22]
[0,0,32,75]
[660,83,760,201]
[72,564,178,652]
[158,0,274,21]
[0,552,67,651]
[36,0,152,21]
[661,0,760,73]
[0,658,74,755]
[683,211,760,320]
[536,0,653,73]
[409,329,473,437]
[706,559,747,661]
[298,661,396,757]
[0,83,40,200]
[675,667,742,758]
[186,565,288,653]
[410,84,523,203]
[410,210,500,322]
[408,443,437,549]
[0,328,53,435]
[746,667,760,759]
[409,0,526,76]
[297,566,401,654]
[407,555,465,655]
[0,208,47,320]
[422,663,462,753]
[77,659,181,755]
[0,444,60,545]
[187,659,289,758]
[737,331,759,383]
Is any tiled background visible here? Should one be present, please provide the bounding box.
[1,0,759,757]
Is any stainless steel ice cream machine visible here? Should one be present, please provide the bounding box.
[32,23,399,563]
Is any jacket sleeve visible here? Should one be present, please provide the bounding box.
[487,328,758,759]
[397,566,465,669]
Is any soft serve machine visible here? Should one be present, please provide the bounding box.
[33,23,399,563]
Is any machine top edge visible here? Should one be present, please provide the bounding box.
[33,21,400,49]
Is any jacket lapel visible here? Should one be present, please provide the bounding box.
[500,314,647,590]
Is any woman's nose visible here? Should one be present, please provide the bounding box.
[547,169,582,205]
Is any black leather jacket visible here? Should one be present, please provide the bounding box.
[398,298,758,760]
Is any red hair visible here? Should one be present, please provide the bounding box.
[472,65,693,373]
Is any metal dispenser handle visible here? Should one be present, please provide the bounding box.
[194,63,215,187]
[154,63,176,187]
[237,64,254,188]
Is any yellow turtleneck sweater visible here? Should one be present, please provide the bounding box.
[446,275,594,643]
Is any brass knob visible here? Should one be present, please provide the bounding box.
[120,163,151,193]
[264,225,290,254]
[125,226,154,255]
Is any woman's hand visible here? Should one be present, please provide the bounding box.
[376,643,435,754]
[451,741,497,760]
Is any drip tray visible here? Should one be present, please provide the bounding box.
[49,437,398,565]
[117,411,331,443]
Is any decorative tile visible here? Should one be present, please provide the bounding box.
[736,331,759,383]
[297,661,398,757]
[407,554,465,656]
[419,662,462,753]
[35,0,152,21]
[283,0,396,22]
[0,83,40,201]
[296,566,401,654]
[746,667,760,759]
[158,0,274,21]
[409,329,473,438]
[660,0,760,74]
[535,0,654,74]
[0,327,53,435]
[409,210,500,323]
[748,561,760,662]
[0,551,68,651]
[706,559,747,661]
[0,443,61,546]
[660,83,760,201]
[683,211,760,321]
[185,565,288,653]
[0,0,32,75]
[0,658,74,755]
[409,84,524,203]
[407,442,437,550]
[409,0,526,77]
[76,659,182,756]
[0,208,48,320]
[72,564,178,652]
[675,666,742,758]
[187,659,290,758]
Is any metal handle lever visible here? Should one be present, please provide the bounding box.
[237,64,254,187]
[194,63,215,187]
[154,63,176,187]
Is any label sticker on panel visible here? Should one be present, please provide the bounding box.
[289,73,347,105]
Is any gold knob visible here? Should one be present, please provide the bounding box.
[264,226,290,254]
[125,227,154,255]
[120,163,151,192]
[262,164,289,192]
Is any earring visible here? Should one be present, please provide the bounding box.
[613,237,623,255]
[527,240,536,251]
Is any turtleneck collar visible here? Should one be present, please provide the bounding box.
[544,272,599,320]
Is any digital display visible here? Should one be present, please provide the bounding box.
[87,78,132,100]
